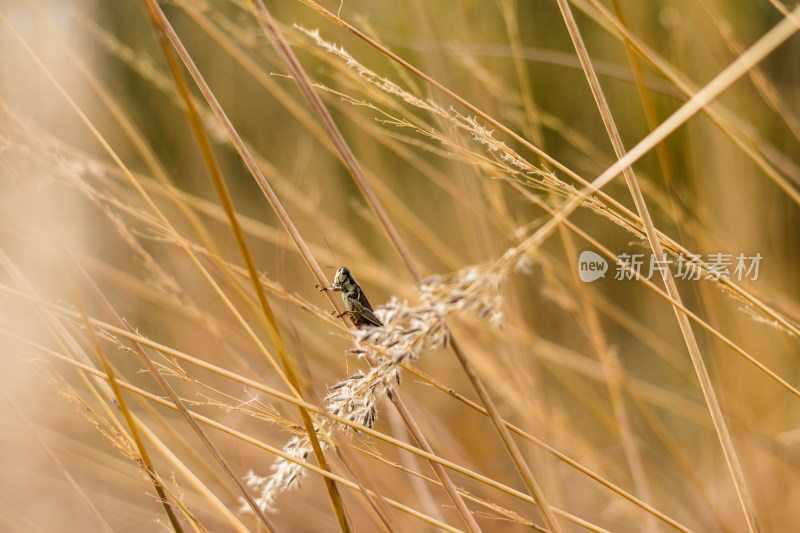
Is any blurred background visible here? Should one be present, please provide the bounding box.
[1,0,799,531]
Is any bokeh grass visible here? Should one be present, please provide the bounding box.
[1,0,799,531]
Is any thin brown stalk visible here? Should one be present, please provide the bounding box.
[447,335,564,531]
[608,0,684,223]
[244,1,484,530]
[247,0,421,281]
[385,408,446,523]
[76,293,186,533]
[253,2,561,528]
[500,0,652,520]
[387,391,479,528]
[139,0,475,530]
[140,1,354,529]
[554,0,753,530]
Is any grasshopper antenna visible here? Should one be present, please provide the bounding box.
[322,235,338,269]
[317,235,338,290]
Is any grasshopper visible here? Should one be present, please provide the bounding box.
[318,267,383,328]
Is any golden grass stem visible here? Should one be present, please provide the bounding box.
[71,241,279,530]
[555,1,724,530]
[248,0,421,281]
[499,1,655,521]
[76,292,186,533]
[541,7,794,526]
[142,0,478,528]
[244,1,485,530]
[267,3,564,528]
[140,1,355,528]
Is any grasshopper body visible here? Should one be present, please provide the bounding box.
[319,267,383,328]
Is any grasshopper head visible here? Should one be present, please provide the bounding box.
[334,267,351,287]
